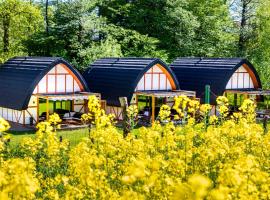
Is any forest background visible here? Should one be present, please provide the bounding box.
[0,0,270,87]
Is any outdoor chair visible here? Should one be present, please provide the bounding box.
[55,109,70,119]
[39,112,47,122]
[138,107,151,126]
[62,112,83,124]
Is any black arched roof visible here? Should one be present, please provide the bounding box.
[0,57,89,110]
[83,58,180,106]
[170,58,262,103]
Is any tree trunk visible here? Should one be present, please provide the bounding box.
[45,0,49,35]
[78,21,83,44]
[238,0,247,57]
[3,16,10,53]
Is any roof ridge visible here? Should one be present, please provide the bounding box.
[175,57,245,60]
[98,57,158,60]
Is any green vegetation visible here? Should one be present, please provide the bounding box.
[7,126,143,148]
[2,97,270,199]
[7,128,89,147]
[0,0,269,88]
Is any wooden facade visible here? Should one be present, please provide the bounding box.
[106,64,178,120]
[0,63,87,125]
[136,64,176,91]
[170,58,262,104]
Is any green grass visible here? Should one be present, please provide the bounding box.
[7,126,142,148]
[7,122,270,149]
[7,131,36,147]
[7,128,90,148]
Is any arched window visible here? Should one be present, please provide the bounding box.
[136,64,176,91]
[33,64,84,94]
[226,66,254,89]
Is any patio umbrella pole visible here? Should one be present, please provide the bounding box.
[152,95,155,124]
[46,97,49,120]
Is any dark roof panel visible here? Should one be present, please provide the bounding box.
[0,57,89,110]
[170,58,262,103]
[83,58,180,106]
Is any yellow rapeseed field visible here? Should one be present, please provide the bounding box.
[0,96,269,200]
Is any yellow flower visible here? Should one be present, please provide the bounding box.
[173,95,190,120]
[158,105,171,122]
[187,117,196,126]
[2,93,270,199]
[188,174,212,198]
[173,175,211,200]
[216,96,229,118]
[82,95,115,128]
[231,112,243,123]
[0,118,10,132]
[48,113,62,130]
[216,96,229,106]
[188,99,200,116]
[239,99,256,123]
[200,104,212,114]
[209,115,218,125]
[0,158,40,199]
[127,105,138,119]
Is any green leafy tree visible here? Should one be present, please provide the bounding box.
[25,0,101,59]
[230,0,261,57]
[76,26,169,70]
[106,25,169,61]
[77,36,122,70]
[247,0,270,89]
[0,0,43,62]
[188,0,237,57]
[99,0,199,60]
[25,0,169,69]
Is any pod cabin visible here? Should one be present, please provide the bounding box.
[83,58,195,122]
[0,57,98,125]
[170,58,263,105]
